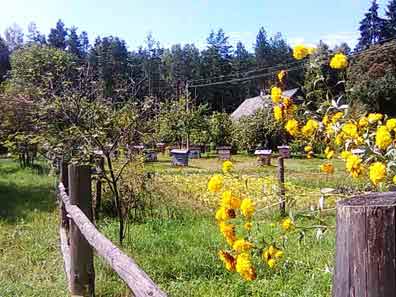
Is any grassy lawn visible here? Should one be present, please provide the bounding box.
[0,155,358,296]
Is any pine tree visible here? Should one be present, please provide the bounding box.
[382,0,396,38]
[4,23,24,51]
[356,0,386,51]
[66,27,82,57]
[48,20,67,50]
[0,36,10,82]
[27,22,46,45]
[254,27,271,68]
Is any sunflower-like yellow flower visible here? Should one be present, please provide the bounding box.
[393,175,396,184]
[215,207,236,221]
[369,162,386,186]
[342,123,359,139]
[208,174,224,192]
[386,118,396,131]
[368,113,383,124]
[236,253,256,281]
[322,115,330,125]
[358,117,369,128]
[320,163,334,174]
[293,44,310,60]
[274,105,283,122]
[281,217,295,232]
[278,70,287,82]
[285,119,299,137]
[331,112,344,123]
[335,133,344,146]
[330,53,348,69]
[324,147,334,159]
[222,160,233,174]
[375,126,392,150]
[219,222,236,246]
[301,119,319,137]
[233,239,254,253]
[346,155,364,178]
[221,191,241,209]
[267,259,276,269]
[218,250,236,272]
[304,145,313,153]
[240,198,255,219]
[243,222,252,231]
[340,150,352,160]
[271,87,282,103]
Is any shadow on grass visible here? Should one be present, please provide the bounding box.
[0,173,56,223]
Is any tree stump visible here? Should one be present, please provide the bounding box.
[333,192,396,297]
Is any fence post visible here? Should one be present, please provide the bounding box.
[277,157,286,216]
[333,192,396,297]
[60,162,69,231]
[95,157,104,221]
[68,164,95,297]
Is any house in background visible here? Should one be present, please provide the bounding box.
[231,88,303,120]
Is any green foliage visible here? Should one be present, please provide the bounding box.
[232,109,284,152]
[347,41,396,115]
[208,112,233,146]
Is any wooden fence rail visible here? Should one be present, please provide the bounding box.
[58,164,167,297]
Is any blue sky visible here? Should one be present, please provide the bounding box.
[0,0,390,51]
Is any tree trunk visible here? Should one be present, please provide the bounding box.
[333,192,396,297]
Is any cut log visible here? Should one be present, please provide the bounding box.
[333,192,396,297]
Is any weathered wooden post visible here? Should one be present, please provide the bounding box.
[95,157,104,221]
[60,162,69,231]
[68,165,95,297]
[277,157,286,216]
[333,192,396,297]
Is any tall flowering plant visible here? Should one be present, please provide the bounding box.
[272,44,396,189]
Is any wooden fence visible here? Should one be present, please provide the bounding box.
[58,163,167,297]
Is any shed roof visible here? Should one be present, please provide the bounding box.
[231,88,300,120]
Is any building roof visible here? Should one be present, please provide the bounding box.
[231,88,300,120]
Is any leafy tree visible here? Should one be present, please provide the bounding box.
[4,23,24,52]
[27,22,46,45]
[347,40,396,115]
[0,36,10,82]
[356,0,386,51]
[208,112,234,146]
[48,19,67,50]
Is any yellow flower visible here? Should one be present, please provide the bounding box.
[331,112,344,123]
[282,97,293,108]
[236,253,256,281]
[307,47,316,55]
[324,147,334,159]
[222,160,233,174]
[335,133,344,146]
[221,191,241,209]
[340,150,352,160]
[393,175,396,184]
[240,198,255,219]
[281,217,294,232]
[342,123,358,139]
[346,155,363,178]
[386,118,396,131]
[262,250,270,262]
[293,45,310,60]
[208,174,224,192]
[330,53,348,69]
[358,117,369,128]
[215,207,236,221]
[325,125,335,137]
[274,250,284,259]
[375,126,392,150]
[233,239,254,253]
[285,119,299,137]
[268,245,278,257]
[219,222,236,246]
[322,115,330,125]
[218,250,236,272]
[369,162,386,186]
[278,70,287,82]
[320,163,334,174]
[244,222,252,231]
[271,87,282,103]
[267,259,276,269]
[304,145,313,152]
[301,119,319,137]
[368,113,383,124]
[274,106,283,122]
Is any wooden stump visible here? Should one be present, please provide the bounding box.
[333,192,396,297]
[277,157,286,216]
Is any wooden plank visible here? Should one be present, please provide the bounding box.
[59,183,167,297]
[60,226,71,291]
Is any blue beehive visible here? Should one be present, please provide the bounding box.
[171,149,189,166]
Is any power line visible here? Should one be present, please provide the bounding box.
[189,38,396,89]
